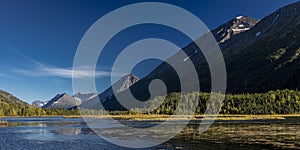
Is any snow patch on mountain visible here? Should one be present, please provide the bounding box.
[236,16,243,19]
[256,32,261,37]
[232,28,250,32]
[32,100,47,108]
[239,24,245,27]
[212,16,259,44]
[272,14,280,23]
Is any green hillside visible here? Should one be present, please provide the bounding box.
[0,90,78,116]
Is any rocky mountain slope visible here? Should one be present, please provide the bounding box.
[74,92,98,102]
[34,92,98,108]
[79,74,139,109]
[42,93,81,109]
[213,16,259,44]
[99,74,139,102]
[98,1,300,110]
[222,1,300,93]
[140,1,300,94]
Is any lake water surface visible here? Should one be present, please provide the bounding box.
[0,117,300,149]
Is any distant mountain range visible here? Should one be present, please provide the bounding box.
[32,1,300,110]
[32,100,46,108]
[32,92,98,108]
[32,74,139,109]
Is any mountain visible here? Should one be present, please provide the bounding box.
[222,1,300,93]
[111,16,260,101]
[40,74,139,109]
[73,92,98,102]
[97,1,300,110]
[99,74,139,102]
[136,1,300,94]
[0,89,31,116]
[118,16,259,101]
[32,100,47,108]
[79,74,139,109]
[42,93,81,109]
[35,92,97,109]
[212,16,259,44]
[0,89,28,106]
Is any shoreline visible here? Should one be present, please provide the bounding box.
[65,114,300,121]
[1,114,300,121]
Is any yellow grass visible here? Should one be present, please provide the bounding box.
[63,114,300,121]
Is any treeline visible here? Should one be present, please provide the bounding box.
[220,90,300,114]
[1,89,300,116]
[146,89,300,115]
[0,101,79,116]
[80,89,300,115]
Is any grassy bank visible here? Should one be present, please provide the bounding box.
[63,114,300,121]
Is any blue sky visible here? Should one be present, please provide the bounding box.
[0,0,298,103]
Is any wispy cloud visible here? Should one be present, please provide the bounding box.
[0,73,8,77]
[7,45,45,67]
[8,45,124,79]
[0,72,19,80]
[13,65,115,78]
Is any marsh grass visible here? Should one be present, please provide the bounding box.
[174,121,300,149]
[63,114,300,121]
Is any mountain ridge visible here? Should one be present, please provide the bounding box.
[98,1,300,110]
[212,16,259,44]
[42,93,81,109]
[34,74,139,109]
[0,89,28,106]
[79,74,139,109]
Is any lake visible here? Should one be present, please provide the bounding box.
[0,116,300,149]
